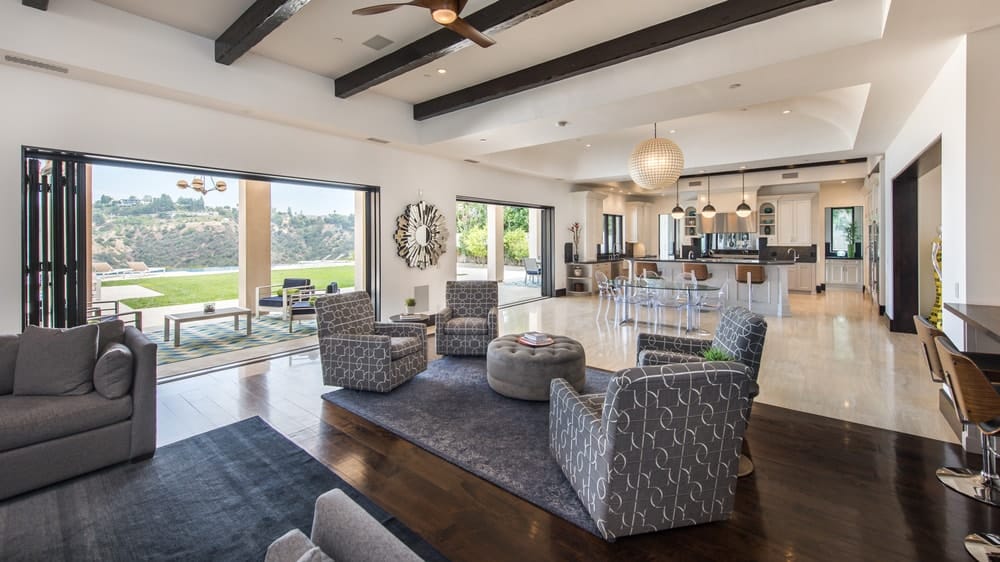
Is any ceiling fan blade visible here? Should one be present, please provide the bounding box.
[457,0,468,13]
[352,1,427,16]
[445,16,496,48]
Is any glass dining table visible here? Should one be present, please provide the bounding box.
[613,278,720,334]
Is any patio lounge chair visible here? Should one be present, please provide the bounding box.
[524,257,542,285]
[93,261,130,278]
[127,261,166,275]
[256,278,313,318]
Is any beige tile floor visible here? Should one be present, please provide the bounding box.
[499,287,957,444]
[156,285,955,444]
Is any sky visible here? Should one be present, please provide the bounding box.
[92,165,357,215]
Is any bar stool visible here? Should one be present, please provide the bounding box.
[682,263,711,282]
[735,265,766,313]
[935,336,1000,560]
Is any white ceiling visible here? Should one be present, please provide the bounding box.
[77,0,1000,185]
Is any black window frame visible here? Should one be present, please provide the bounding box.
[602,213,623,255]
[829,206,856,254]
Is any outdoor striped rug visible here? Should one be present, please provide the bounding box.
[145,316,316,365]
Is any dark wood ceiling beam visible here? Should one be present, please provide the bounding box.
[335,0,574,99]
[215,0,312,65]
[414,0,831,121]
[22,0,49,11]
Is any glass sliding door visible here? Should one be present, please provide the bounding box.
[455,197,553,306]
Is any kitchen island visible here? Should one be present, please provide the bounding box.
[626,257,797,317]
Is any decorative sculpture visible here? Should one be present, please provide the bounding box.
[930,226,943,329]
[394,201,448,269]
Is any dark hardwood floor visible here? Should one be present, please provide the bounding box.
[157,349,999,561]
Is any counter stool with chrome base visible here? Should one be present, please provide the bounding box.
[735,265,766,313]
[934,336,1000,561]
[682,263,711,281]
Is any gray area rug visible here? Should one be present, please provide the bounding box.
[0,417,445,562]
[322,357,613,535]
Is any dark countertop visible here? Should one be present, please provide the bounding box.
[944,303,1000,342]
[570,259,625,264]
[627,257,799,265]
[825,256,863,261]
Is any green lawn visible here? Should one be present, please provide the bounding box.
[101,266,355,309]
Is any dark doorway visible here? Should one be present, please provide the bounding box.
[890,139,941,333]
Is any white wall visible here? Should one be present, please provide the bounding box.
[0,65,575,332]
[884,38,966,339]
[964,26,1000,306]
[815,181,866,282]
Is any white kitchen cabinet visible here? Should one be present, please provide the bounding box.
[787,263,815,293]
[777,198,813,246]
[825,260,862,288]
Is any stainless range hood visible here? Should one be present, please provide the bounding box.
[699,212,757,234]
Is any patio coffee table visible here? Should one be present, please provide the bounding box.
[163,307,252,347]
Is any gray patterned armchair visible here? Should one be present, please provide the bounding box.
[636,306,767,477]
[636,306,768,380]
[549,362,757,541]
[436,281,498,356]
[316,292,426,392]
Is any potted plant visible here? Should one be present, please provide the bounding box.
[701,347,734,361]
[404,297,417,314]
[846,222,860,259]
[568,222,582,261]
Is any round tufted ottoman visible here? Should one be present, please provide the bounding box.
[486,334,586,401]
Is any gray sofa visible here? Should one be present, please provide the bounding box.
[0,322,157,501]
[266,489,422,562]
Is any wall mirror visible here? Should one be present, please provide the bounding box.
[394,201,448,269]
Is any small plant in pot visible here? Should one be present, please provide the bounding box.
[701,347,734,362]
[404,298,417,314]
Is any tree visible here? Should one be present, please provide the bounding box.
[504,207,529,232]
[503,229,528,262]
[459,226,488,261]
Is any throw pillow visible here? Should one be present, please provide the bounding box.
[13,324,98,396]
[296,547,334,562]
[0,334,18,395]
[94,343,134,399]
[97,319,126,353]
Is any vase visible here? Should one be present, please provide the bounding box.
[573,266,583,276]
[404,305,413,314]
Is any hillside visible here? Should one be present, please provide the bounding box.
[92,195,354,269]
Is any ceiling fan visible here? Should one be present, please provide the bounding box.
[353,0,496,48]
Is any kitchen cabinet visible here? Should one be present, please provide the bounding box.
[683,207,699,238]
[758,201,777,238]
[787,263,816,293]
[825,260,862,288]
[777,197,813,246]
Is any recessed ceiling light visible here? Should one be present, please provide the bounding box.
[841,180,847,183]
[557,120,569,127]
[729,83,742,89]
[669,129,677,134]
[782,109,792,115]
[585,143,592,148]
[699,170,706,173]
[437,68,447,74]
[332,37,344,43]
[740,165,747,169]
[479,138,487,142]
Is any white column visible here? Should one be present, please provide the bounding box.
[527,208,540,259]
[353,191,366,292]
[486,204,504,281]
[572,191,607,261]
[238,180,272,310]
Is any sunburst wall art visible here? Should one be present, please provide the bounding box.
[394,200,448,269]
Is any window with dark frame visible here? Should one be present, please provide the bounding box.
[830,206,855,253]
[603,214,623,255]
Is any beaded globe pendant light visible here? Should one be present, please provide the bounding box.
[628,123,684,190]
[736,167,753,218]
[670,180,685,219]
[701,175,717,219]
